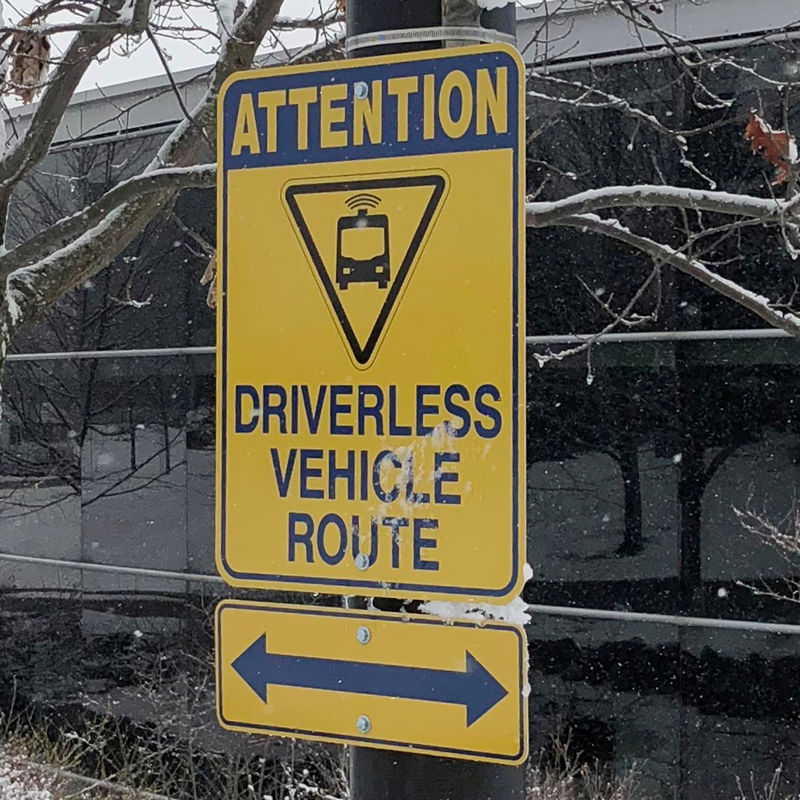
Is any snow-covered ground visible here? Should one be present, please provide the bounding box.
[0,751,52,800]
[529,432,796,585]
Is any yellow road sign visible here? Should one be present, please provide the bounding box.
[215,600,528,764]
[216,45,526,602]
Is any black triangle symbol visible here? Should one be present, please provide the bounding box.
[285,175,446,366]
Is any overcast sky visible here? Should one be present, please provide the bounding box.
[6,0,329,97]
[8,0,523,97]
[84,0,327,91]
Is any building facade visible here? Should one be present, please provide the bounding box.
[2,1,800,796]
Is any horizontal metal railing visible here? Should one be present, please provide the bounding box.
[5,346,216,362]
[3,327,799,634]
[1,550,799,635]
[0,551,222,584]
[4,328,793,362]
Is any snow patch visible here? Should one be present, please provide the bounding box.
[420,563,532,626]
[477,0,513,8]
[5,265,43,327]
[216,0,238,45]
[4,284,20,325]
[0,751,53,800]
[114,0,138,25]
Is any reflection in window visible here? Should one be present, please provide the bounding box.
[527,339,800,621]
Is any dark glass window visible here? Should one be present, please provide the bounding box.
[527,44,800,334]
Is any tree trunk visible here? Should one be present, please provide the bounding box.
[615,439,643,555]
[0,354,5,423]
[676,410,705,613]
[678,470,704,612]
[0,301,8,417]
[673,342,705,614]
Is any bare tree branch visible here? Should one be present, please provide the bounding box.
[0,164,215,281]
[0,0,152,238]
[526,185,787,226]
[5,0,283,338]
[552,213,800,338]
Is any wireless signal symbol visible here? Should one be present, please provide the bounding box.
[345,193,380,210]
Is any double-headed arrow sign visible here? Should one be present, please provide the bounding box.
[216,602,528,763]
[232,633,508,726]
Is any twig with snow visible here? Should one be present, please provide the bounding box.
[552,213,800,338]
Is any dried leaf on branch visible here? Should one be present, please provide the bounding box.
[744,112,797,185]
[6,26,51,103]
[201,252,217,309]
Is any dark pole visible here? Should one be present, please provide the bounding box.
[346,0,441,57]
[350,749,526,800]
[346,2,526,798]
[481,5,516,39]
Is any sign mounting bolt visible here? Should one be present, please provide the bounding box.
[356,715,372,734]
[356,626,371,645]
[354,553,370,571]
[354,81,369,100]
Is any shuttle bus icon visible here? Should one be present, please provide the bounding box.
[336,194,390,290]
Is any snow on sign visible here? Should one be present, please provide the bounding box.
[216,600,528,764]
[216,45,526,602]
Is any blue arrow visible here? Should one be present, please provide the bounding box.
[231,634,508,726]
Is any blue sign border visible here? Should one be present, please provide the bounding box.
[217,45,524,601]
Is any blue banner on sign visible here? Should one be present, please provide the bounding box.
[221,49,520,171]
